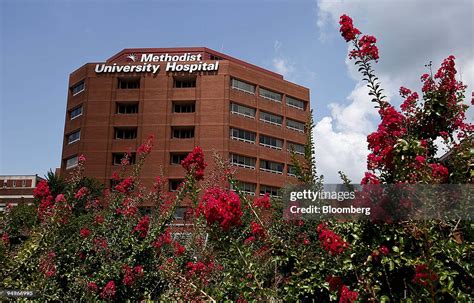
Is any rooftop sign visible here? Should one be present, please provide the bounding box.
[95,53,219,74]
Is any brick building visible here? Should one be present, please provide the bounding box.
[0,175,45,211]
[60,47,310,200]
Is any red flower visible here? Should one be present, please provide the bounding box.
[413,264,438,287]
[339,14,361,42]
[181,146,207,180]
[379,245,390,256]
[133,215,150,238]
[87,282,98,293]
[100,280,116,299]
[339,285,358,303]
[74,187,89,199]
[173,242,186,256]
[134,265,144,276]
[153,230,173,249]
[137,135,154,156]
[361,172,380,185]
[430,163,449,181]
[94,215,105,225]
[80,228,91,238]
[253,193,271,209]
[250,221,266,239]
[197,187,243,231]
[78,154,87,163]
[317,224,349,255]
[415,155,426,164]
[115,177,134,194]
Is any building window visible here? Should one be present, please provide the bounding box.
[172,127,195,139]
[71,80,85,96]
[112,153,136,165]
[70,105,83,120]
[231,181,256,196]
[118,78,140,89]
[259,87,282,102]
[209,54,223,60]
[169,179,184,192]
[230,103,255,119]
[260,159,284,174]
[260,185,281,197]
[230,128,256,144]
[12,180,17,188]
[259,134,283,150]
[260,111,282,126]
[116,102,139,114]
[287,165,297,177]
[286,119,305,133]
[66,156,78,169]
[286,96,306,110]
[287,142,305,155]
[67,130,81,144]
[230,154,256,169]
[173,101,195,113]
[22,180,27,187]
[174,77,196,88]
[170,153,189,165]
[174,207,188,220]
[231,78,255,94]
[115,127,137,139]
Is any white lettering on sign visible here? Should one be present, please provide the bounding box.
[95,52,217,74]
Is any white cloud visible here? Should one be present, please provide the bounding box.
[272,40,295,79]
[313,0,473,183]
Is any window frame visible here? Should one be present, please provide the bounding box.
[230,128,256,144]
[259,87,282,103]
[67,129,81,145]
[66,156,78,169]
[230,102,255,119]
[231,78,256,95]
[259,159,284,174]
[71,80,85,96]
[259,111,283,126]
[70,105,83,120]
[259,134,283,150]
[286,96,306,110]
[286,119,305,133]
[230,153,256,170]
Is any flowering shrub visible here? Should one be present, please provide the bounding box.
[0,15,472,302]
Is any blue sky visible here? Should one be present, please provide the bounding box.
[1,0,473,182]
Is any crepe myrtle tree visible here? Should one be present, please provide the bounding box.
[1,15,473,302]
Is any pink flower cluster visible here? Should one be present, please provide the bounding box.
[133,215,150,238]
[349,35,379,61]
[115,177,134,194]
[34,180,55,221]
[74,187,89,199]
[181,146,207,181]
[122,264,144,287]
[366,105,406,172]
[100,280,116,299]
[253,193,271,209]
[339,14,360,42]
[137,135,154,156]
[186,261,217,285]
[197,187,243,231]
[317,224,349,255]
[412,264,438,287]
[339,285,358,303]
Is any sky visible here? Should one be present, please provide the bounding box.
[1,0,473,182]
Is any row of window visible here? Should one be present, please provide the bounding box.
[68,101,197,120]
[71,77,198,96]
[230,153,297,176]
[230,102,305,132]
[231,78,306,110]
[230,128,305,153]
[230,182,281,197]
[70,78,306,112]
